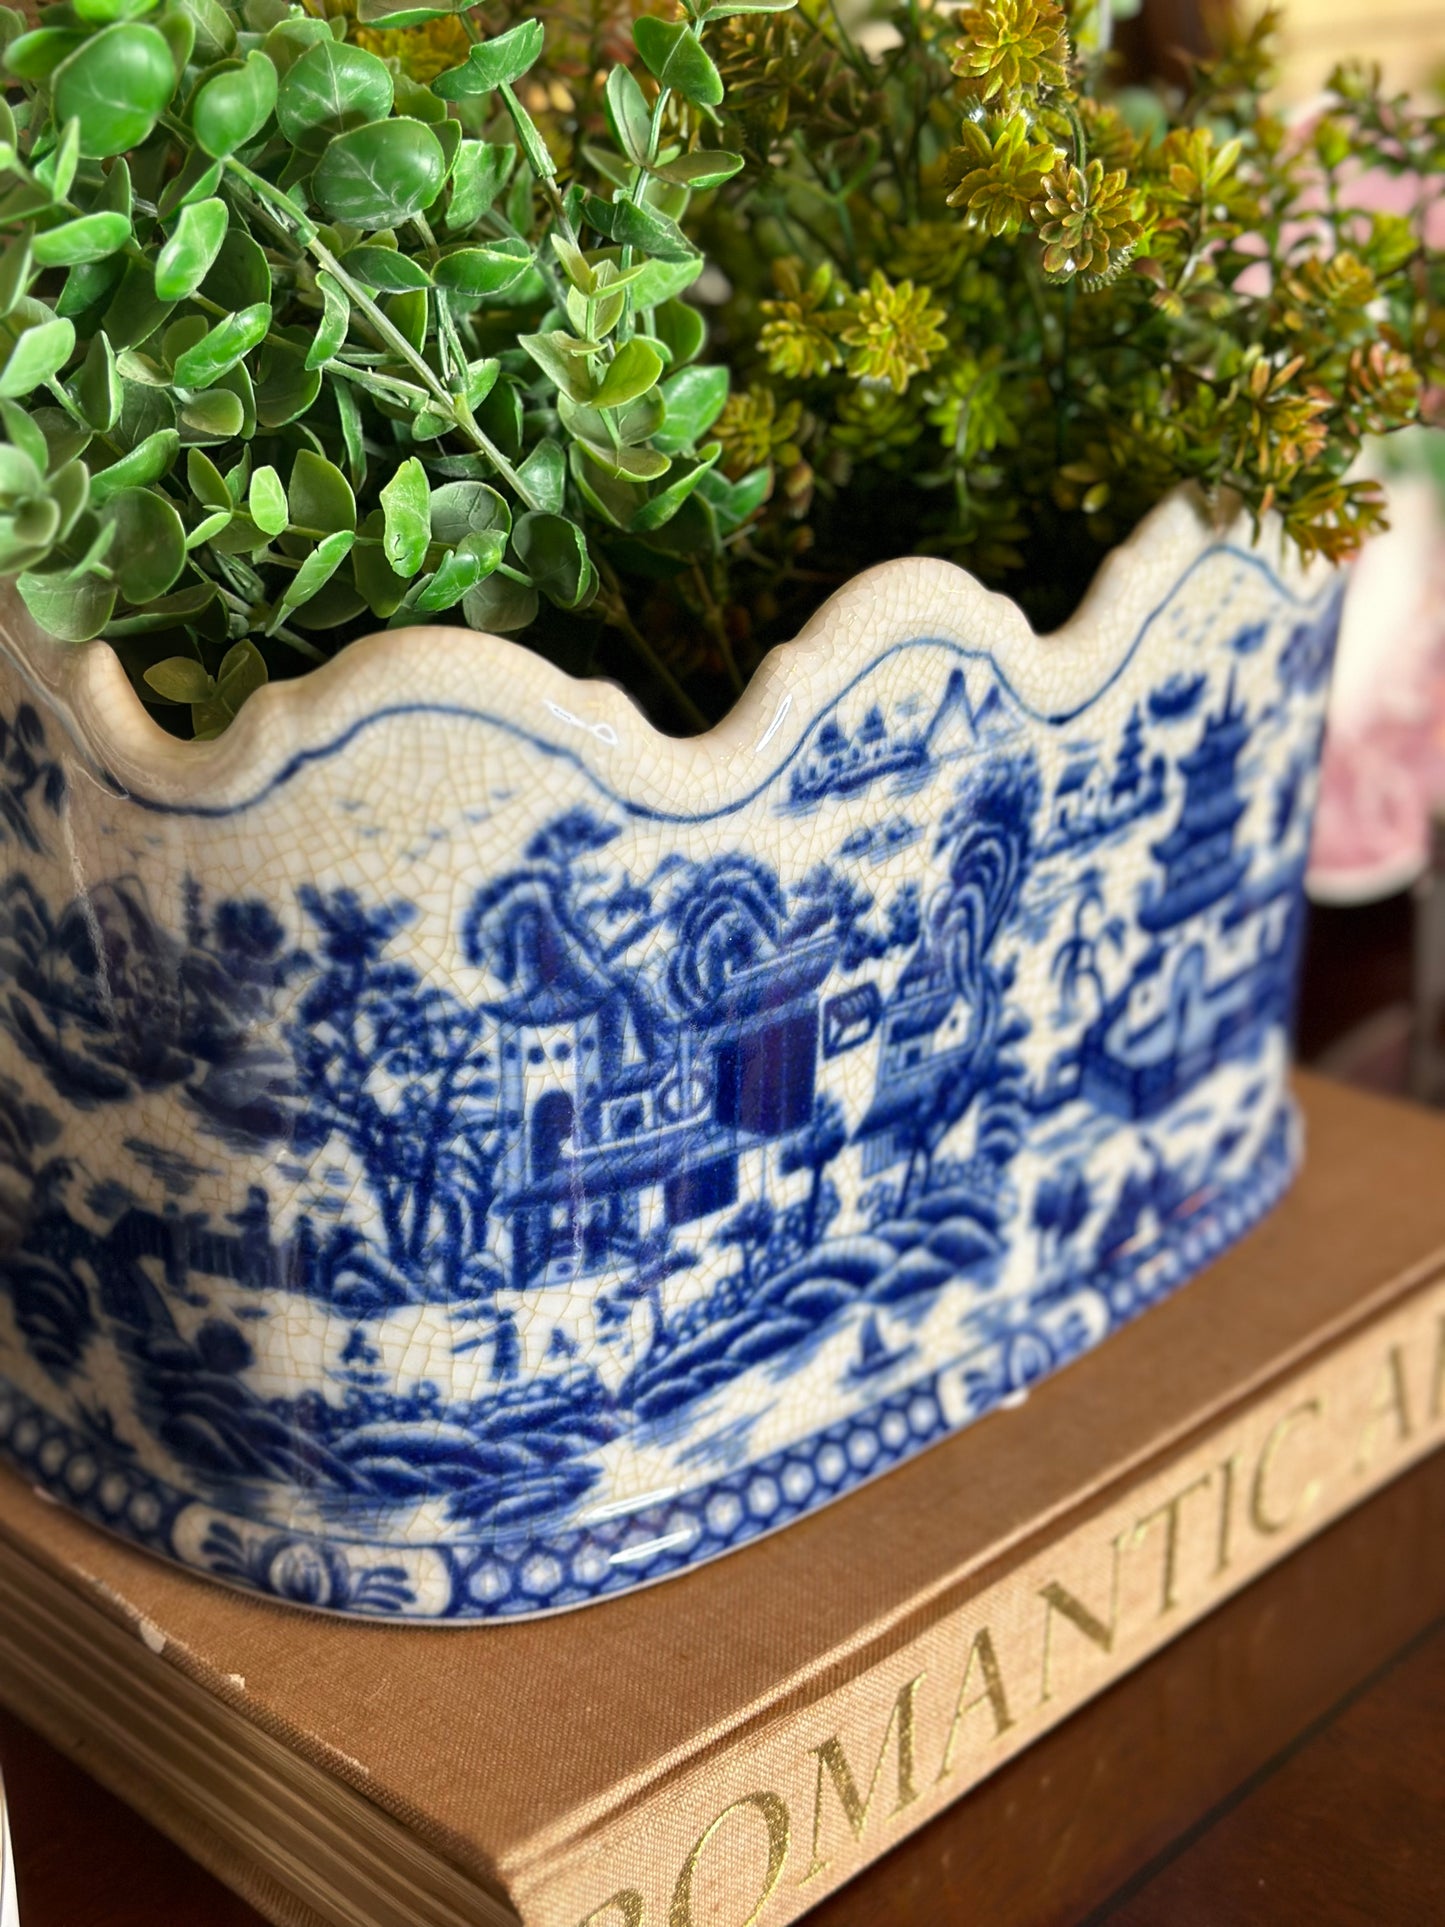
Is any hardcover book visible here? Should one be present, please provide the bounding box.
[0,1073,1443,1927]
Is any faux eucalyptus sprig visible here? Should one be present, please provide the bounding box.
[0,0,1437,739]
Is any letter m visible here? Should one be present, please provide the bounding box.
[802,1673,924,1883]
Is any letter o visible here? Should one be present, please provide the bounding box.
[670,1791,790,1927]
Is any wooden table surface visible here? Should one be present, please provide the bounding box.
[2,1444,1442,1927]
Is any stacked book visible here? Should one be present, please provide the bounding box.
[0,1073,1443,1927]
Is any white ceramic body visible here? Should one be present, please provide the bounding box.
[0,491,1340,1619]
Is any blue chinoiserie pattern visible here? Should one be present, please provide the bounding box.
[0,544,1341,1619]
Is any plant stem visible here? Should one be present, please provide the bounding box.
[596,557,710,731]
[222,156,544,512]
[690,560,744,695]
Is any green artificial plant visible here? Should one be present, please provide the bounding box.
[0,0,1436,736]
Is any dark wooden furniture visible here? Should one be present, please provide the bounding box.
[4,1445,1442,1927]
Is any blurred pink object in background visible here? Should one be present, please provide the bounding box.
[1308,442,1445,903]
[1304,149,1445,904]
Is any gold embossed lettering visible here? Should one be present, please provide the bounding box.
[576,1895,645,1927]
[1355,1348,1412,1472]
[1038,1540,1122,1704]
[1214,1449,1241,1574]
[800,1674,923,1883]
[1128,1469,1212,1614]
[936,1627,1013,1780]
[1250,1399,1323,1534]
[670,1792,789,1927]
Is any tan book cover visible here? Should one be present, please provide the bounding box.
[0,1072,1443,1927]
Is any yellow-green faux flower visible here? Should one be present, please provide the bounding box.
[1344,341,1421,436]
[714,385,804,479]
[951,0,1070,107]
[946,117,1061,239]
[837,271,948,394]
[1233,351,1332,481]
[758,258,842,381]
[926,346,1022,461]
[315,0,471,86]
[1032,159,1144,285]
[828,384,924,461]
[886,219,984,291]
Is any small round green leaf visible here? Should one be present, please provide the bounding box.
[175,0,236,64]
[73,330,121,431]
[186,445,230,508]
[273,526,354,626]
[18,567,116,640]
[172,302,271,388]
[380,455,429,576]
[631,18,723,109]
[653,149,745,190]
[5,29,86,83]
[429,480,510,544]
[432,240,531,298]
[276,39,392,150]
[186,507,232,547]
[593,337,663,411]
[74,0,164,23]
[446,141,515,230]
[154,197,229,302]
[655,363,728,454]
[461,572,536,634]
[30,212,131,270]
[517,439,566,515]
[288,448,355,535]
[431,18,543,101]
[262,14,333,81]
[313,118,447,229]
[305,272,349,370]
[248,463,288,537]
[145,656,215,703]
[340,246,432,292]
[357,0,453,25]
[0,318,76,399]
[88,426,179,505]
[52,23,175,159]
[513,510,594,610]
[179,386,246,439]
[192,50,278,157]
[106,485,186,603]
[37,117,83,203]
[0,237,31,321]
[412,544,485,612]
[604,65,651,169]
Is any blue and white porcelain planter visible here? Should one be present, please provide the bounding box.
[0,489,1340,1620]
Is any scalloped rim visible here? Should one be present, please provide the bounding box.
[0,484,1323,814]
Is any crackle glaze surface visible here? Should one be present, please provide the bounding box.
[0,496,1339,1619]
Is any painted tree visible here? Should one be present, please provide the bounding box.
[893,753,1041,1205]
[289,887,503,1298]
[1031,1164,1092,1265]
[0,701,65,852]
[779,1092,848,1244]
[713,1198,775,1296]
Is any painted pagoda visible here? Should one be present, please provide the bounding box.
[1077,678,1298,1120]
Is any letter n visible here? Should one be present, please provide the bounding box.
[1038,1542,1121,1704]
